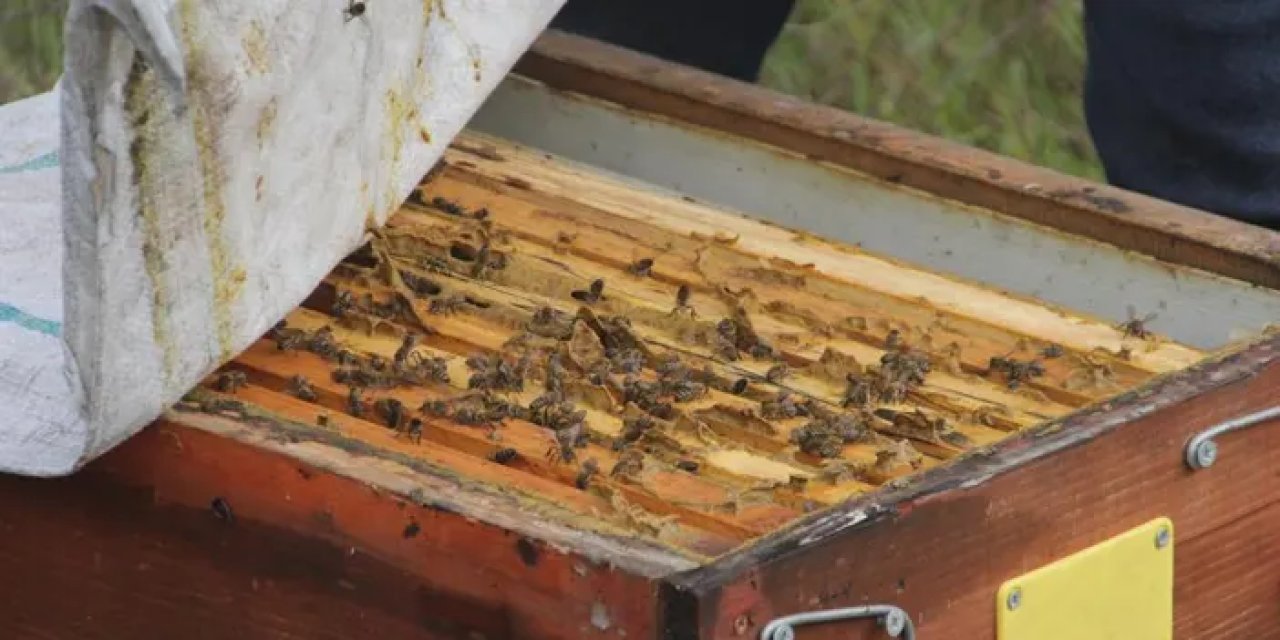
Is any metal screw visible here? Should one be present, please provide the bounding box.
[882,610,908,637]
[1006,586,1022,611]
[1155,526,1171,549]
[1192,440,1218,469]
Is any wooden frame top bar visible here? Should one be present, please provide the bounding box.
[518,31,1280,290]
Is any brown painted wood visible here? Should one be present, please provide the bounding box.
[0,418,662,640]
[519,31,1280,290]
[664,334,1280,639]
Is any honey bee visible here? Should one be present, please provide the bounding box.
[730,377,750,395]
[841,373,873,409]
[343,0,366,22]
[610,449,645,479]
[987,355,1046,390]
[614,415,655,450]
[400,271,442,298]
[420,398,450,417]
[547,424,581,464]
[347,387,364,417]
[673,284,692,314]
[393,333,419,367]
[287,375,318,402]
[374,398,405,430]
[332,290,356,318]
[765,363,790,383]
[214,370,247,393]
[490,448,519,464]
[405,417,424,444]
[884,329,903,351]
[674,459,700,474]
[627,258,655,277]
[1118,305,1158,340]
[1041,343,1065,359]
[761,391,810,420]
[428,295,467,315]
[431,196,465,216]
[574,458,600,489]
[571,279,606,304]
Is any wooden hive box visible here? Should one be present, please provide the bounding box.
[4,34,1280,639]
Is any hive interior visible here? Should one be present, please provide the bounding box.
[189,132,1204,561]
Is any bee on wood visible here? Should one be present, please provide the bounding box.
[674,459,700,474]
[571,279,606,304]
[344,0,366,22]
[490,448,519,464]
[614,415,655,450]
[346,387,364,417]
[472,207,490,221]
[608,348,645,375]
[287,375,318,402]
[1118,305,1159,340]
[987,355,1046,390]
[405,418,424,444]
[749,342,775,360]
[431,196,466,216]
[765,364,790,384]
[405,353,451,384]
[369,355,387,371]
[672,284,693,315]
[420,398,450,417]
[713,320,740,362]
[336,349,358,368]
[428,295,467,315]
[547,424,581,464]
[374,398,405,430]
[306,326,340,360]
[393,333,419,367]
[574,458,600,489]
[400,271,442,298]
[610,449,645,478]
[316,413,332,428]
[842,373,872,409]
[332,290,356,318]
[761,391,810,420]
[214,370,247,393]
[273,325,307,352]
[884,329,903,351]
[1041,343,1065,359]
[627,258,654,277]
[731,377,750,395]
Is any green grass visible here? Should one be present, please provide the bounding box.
[0,0,65,104]
[761,0,1101,179]
[0,0,1099,179]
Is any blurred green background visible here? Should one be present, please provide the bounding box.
[0,0,1100,178]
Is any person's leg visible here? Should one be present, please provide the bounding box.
[1084,0,1280,228]
[550,0,796,83]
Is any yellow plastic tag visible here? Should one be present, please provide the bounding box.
[996,517,1173,640]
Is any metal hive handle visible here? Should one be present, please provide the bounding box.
[760,604,916,640]
[1185,405,1280,470]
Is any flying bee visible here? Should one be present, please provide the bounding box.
[627,258,654,277]
[1118,305,1158,340]
[574,458,600,490]
[287,375,318,402]
[571,278,606,304]
[214,370,247,393]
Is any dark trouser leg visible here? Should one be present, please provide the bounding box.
[1084,0,1280,229]
[550,0,796,83]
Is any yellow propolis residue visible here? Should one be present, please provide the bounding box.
[123,56,177,384]
[181,0,241,360]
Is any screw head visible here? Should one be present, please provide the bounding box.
[883,610,908,637]
[1194,440,1218,468]
[1006,586,1023,611]
[1155,526,1172,549]
[774,626,796,640]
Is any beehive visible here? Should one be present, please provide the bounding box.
[187,132,1202,561]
